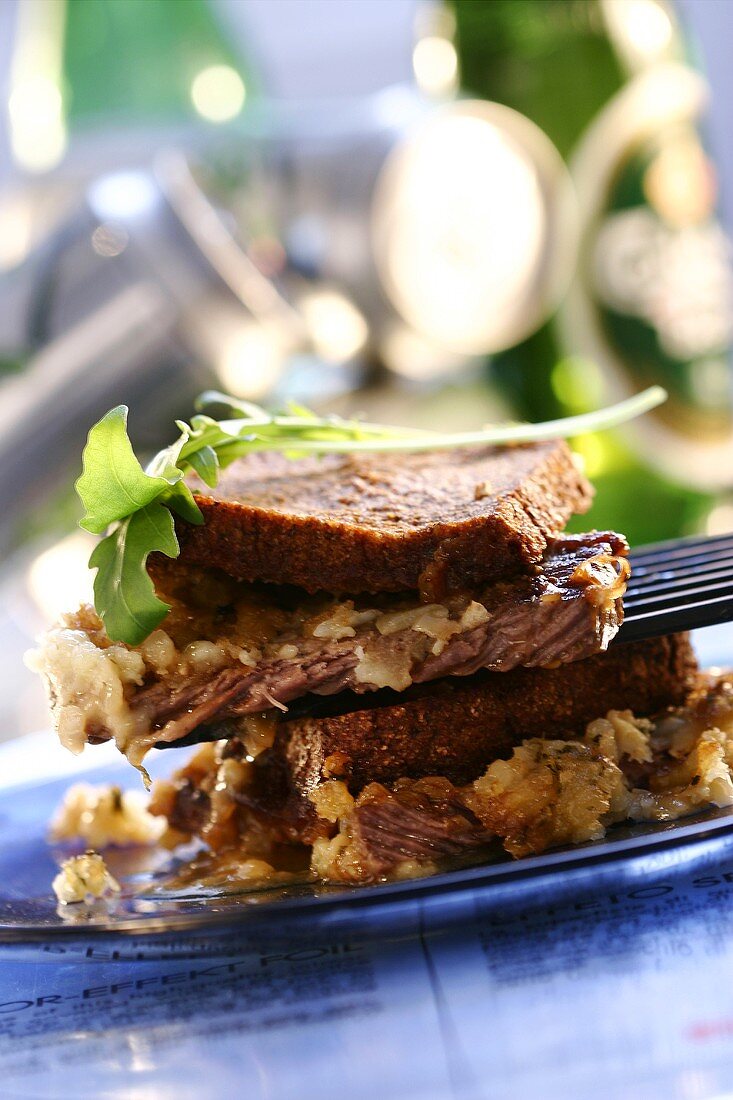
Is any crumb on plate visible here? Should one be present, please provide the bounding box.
[50,782,166,848]
[52,850,121,905]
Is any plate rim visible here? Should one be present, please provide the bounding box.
[2,793,733,940]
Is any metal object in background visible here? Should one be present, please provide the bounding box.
[0,161,212,555]
[0,81,580,555]
[373,99,577,357]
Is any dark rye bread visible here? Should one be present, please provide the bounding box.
[272,633,697,794]
[176,440,592,596]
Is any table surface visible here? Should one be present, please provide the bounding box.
[0,622,732,1098]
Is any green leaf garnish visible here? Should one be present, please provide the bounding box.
[89,502,179,645]
[76,407,171,534]
[77,385,667,645]
[187,444,219,488]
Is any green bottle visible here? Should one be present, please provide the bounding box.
[452,0,732,544]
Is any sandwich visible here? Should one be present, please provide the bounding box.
[31,393,733,886]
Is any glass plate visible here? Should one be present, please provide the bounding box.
[3,755,733,941]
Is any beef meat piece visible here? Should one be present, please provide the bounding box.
[174,440,592,597]
[331,781,496,877]
[143,532,628,748]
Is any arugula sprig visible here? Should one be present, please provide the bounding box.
[76,385,666,646]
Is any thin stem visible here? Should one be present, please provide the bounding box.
[201,387,666,456]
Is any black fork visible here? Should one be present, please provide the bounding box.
[619,532,733,643]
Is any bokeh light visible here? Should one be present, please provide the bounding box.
[9,75,66,172]
[190,64,246,123]
[27,533,95,622]
[551,356,606,412]
[412,36,458,97]
[300,290,368,363]
[217,322,285,398]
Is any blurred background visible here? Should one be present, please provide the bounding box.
[0,0,732,740]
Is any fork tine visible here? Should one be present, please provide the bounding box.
[616,532,733,643]
[626,562,733,598]
[619,589,733,643]
[629,532,733,569]
[630,544,733,576]
[629,530,733,555]
[629,554,733,586]
[624,577,733,612]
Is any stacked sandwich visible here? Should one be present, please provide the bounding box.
[35,440,704,882]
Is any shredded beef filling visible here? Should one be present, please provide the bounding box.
[31,531,628,762]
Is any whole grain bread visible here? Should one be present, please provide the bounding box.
[274,633,697,793]
[177,441,592,596]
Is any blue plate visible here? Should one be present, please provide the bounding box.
[3,754,733,941]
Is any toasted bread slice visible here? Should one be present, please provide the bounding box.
[177,440,592,596]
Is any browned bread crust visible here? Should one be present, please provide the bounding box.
[276,633,697,793]
[176,441,592,596]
